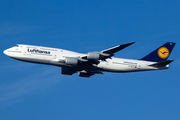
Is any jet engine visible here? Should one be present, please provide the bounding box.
[65,57,78,65]
[87,52,100,60]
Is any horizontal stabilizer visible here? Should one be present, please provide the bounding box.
[149,59,174,67]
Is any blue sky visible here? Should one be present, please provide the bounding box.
[1,0,180,120]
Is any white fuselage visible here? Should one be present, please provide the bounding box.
[3,44,169,73]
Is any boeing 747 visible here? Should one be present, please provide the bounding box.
[3,42,176,77]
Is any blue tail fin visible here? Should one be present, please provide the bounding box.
[140,42,176,62]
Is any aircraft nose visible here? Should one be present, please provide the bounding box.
[3,49,8,55]
[3,48,11,56]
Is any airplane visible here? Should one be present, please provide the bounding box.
[3,42,176,77]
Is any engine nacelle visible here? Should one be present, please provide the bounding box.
[65,57,78,65]
[87,52,100,60]
[61,67,76,75]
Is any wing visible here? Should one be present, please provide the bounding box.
[101,41,135,54]
[81,41,135,61]
[56,42,135,77]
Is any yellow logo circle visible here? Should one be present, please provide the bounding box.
[158,47,169,59]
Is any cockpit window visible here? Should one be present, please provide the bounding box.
[15,45,19,47]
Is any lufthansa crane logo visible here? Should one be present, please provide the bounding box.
[158,47,169,59]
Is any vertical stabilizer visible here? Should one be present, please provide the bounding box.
[140,42,176,62]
